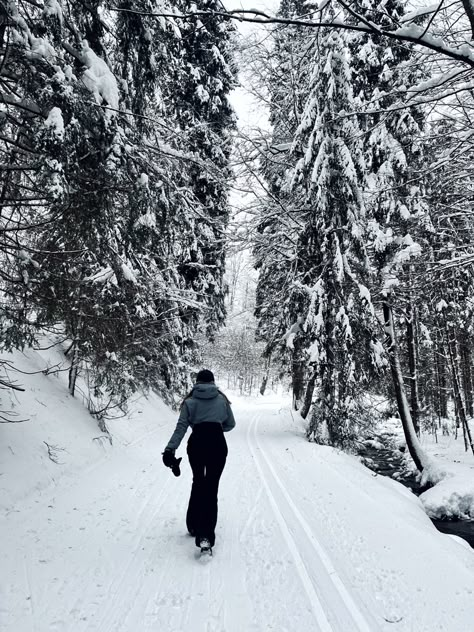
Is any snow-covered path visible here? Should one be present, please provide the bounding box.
[2,397,474,632]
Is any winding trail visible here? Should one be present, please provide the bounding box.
[2,397,474,632]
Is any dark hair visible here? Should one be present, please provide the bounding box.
[196,369,215,383]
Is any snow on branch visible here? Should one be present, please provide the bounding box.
[405,69,469,98]
[63,41,119,119]
[401,3,445,23]
[0,93,42,116]
[110,5,474,68]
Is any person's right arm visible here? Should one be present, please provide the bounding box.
[165,402,190,451]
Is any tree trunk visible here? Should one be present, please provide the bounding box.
[68,342,79,397]
[460,336,473,417]
[434,331,448,422]
[406,297,420,434]
[299,370,317,420]
[323,316,337,443]
[463,415,474,456]
[383,301,426,473]
[260,356,271,396]
[461,0,474,39]
[445,326,474,455]
[291,339,305,410]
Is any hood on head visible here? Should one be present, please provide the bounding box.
[196,369,215,383]
[192,383,219,399]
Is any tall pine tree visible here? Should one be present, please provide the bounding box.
[289,19,378,445]
[254,0,315,407]
[169,0,237,340]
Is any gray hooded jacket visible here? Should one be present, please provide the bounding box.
[165,383,235,451]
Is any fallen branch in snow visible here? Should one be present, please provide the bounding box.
[0,413,28,423]
[43,441,65,464]
[93,435,113,446]
[0,377,25,392]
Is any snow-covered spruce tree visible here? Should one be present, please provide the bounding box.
[24,2,191,406]
[0,1,68,351]
[254,0,315,409]
[0,1,233,412]
[111,1,202,401]
[288,21,380,446]
[167,0,237,340]
[346,0,435,468]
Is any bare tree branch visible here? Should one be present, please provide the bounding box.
[109,6,474,68]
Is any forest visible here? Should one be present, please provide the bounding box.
[1,0,474,483]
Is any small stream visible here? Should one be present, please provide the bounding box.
[358,440,474,549]
[431,518,474,547]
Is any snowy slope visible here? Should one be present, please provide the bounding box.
[0,348,174,514]
[1,365,474,632]
[1,348,110,513]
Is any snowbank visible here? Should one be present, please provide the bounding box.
[420,461,474,520]
[417,428,474,520]
[0,346,175,513]
[372,414,474,520]
[0,348,104,512]
[421,472,474,519]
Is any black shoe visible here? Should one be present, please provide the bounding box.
[199,538,212,555]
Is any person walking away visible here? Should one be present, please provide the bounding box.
[162,369,235,555]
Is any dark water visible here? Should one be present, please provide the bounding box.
[431,518,474,548]
[358,441,474,549]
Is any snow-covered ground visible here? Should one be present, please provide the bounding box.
[1,351,474,631]
[416,429,474,520]
[375,414,474,520]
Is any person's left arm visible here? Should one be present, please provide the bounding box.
[222,401,235,432]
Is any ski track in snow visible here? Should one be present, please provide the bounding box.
[247,412,375,632]
[2,399,474,631]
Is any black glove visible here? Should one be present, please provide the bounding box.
[162,449,182,477]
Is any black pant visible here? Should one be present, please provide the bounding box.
[186,422,228,547]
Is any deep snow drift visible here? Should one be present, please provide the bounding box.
[1,349,474,631]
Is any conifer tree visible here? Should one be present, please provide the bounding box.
[289,19,378,445]
[0,0,236,412]
[254,0,315,405]
[169,0,237,339]
[344,0,434,463]
[353,1,436,442]
[23,1,191,404]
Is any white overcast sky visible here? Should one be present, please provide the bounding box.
[224,0,280,128]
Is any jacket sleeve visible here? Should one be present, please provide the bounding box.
[222,402,235,432]
[165,401,190,451]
